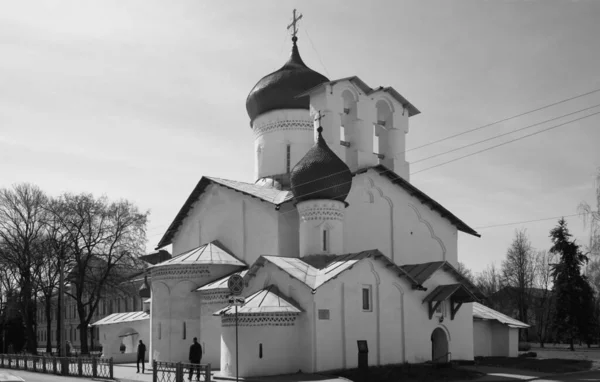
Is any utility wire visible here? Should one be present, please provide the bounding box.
[406,87,600,153]
[412,104,600,164]
[410,110,600,176]
[303,28,330,78]
[475,213,587,230]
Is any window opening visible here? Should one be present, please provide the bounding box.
[322,230,328,252]
[362,286,372,311]
[259,343,263,359]
[183,321,187,340]
[158,322,161,340]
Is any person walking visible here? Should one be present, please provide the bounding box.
[188,337,202,381]
[137,340,147,373]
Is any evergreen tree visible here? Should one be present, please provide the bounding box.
[550,218,593,350]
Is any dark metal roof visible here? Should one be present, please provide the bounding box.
[296,76,420,117]
[355,165,480,237]
[246,37,329,124]
[402,260,485,299]
[423,283,479,304]
[155,177,293,249]
[290,127,352,204]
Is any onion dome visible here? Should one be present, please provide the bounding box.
[290,126,352,203]
[246,36,329,124]
[139,275,150,299]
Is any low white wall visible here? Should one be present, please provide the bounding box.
[508,327,519,357]
[473,320,492,357]
[97,318,150,363]
[220,316,302,378]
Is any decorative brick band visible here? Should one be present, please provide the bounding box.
[199,290,229,305]
[221,312,299,327]
[151,265,211,281]
[298,200,345,222]
[253,119,313,138]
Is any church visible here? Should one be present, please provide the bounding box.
[134,14,486,378]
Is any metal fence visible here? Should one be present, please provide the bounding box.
[153,360,211,382]
[0,354,113,379]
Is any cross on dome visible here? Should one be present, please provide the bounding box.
[287,9,303,39]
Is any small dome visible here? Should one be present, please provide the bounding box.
[290,126,352,203]
[246,37,329,124]
[139,275,150,299]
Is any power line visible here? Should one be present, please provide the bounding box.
[303,28,330,78]
[406,86,600,153]
[475,213,585,230]
[412,103,600,164]
[410,110,600,176]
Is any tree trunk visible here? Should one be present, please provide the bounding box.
[45,298,53,354]
[79,323,89,354]
[56,292,62,356]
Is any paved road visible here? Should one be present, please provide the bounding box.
[0,370,93,382]
[529,369,600,381]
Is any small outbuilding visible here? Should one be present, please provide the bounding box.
[472,302,529,357]
[92,311,150,363]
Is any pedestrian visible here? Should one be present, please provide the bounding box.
[137,340,147,373]
[66,341,71,357]
[188,337,202,381]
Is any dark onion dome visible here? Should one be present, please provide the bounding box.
[246,36,329,124]
[290,126,352,204]
[139,275,150,299]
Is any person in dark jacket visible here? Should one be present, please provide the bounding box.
[137,340,147,373]
[188,337,202,381]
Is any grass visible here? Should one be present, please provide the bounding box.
[330,363,484,382]
[475,356,594,374]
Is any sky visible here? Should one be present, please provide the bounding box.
[1,0,599,275]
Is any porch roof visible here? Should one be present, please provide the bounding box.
[473,302,529,328]
[91,311,149,326]
[213,285,302,315]
[423,283,479,304]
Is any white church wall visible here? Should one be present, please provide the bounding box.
[277,203,300,259]
[97,319,150,363]
[344,170,459,266]
[314,259,409,372]
[404,270,474,363]
[198,294,228,368]
[473,320,492,357]
[491,322,510,357]
[150,264,240,363]
[171,185,279,265]
[252,109,313,181]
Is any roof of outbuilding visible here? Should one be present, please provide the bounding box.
[156,177,293,249]
[152,241,246,268]
[473,302,530,328]
[423,283,479,304]
[213,285,303,315]
[246,250,422,292]
[401,261,485,299]
[91,311,149,326]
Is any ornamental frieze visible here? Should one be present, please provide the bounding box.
[151,265,211,281]
[200,291,229,305]
[299,206,345,222]
[253,119,313,138]
[221,312,299,327]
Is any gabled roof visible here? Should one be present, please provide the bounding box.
[356,166,480,237]
[473,302,529,328]
[152,241,246,268]
[156,177,293,249]
[91,311,149,326]
[213,285,302,315]
[196,270,250,292]
[296,76,420,117]
[423,283,479,304]
[246,250,422,293]
[402,261,485,299]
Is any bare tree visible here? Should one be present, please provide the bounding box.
[501,229,537,340]
[533,250,556,347]
[457,262,475,284]
[578,168,600,260]
[50,193,148,354]
[0,265,18,353]
[0,184,48,354]
[475,263,502,308]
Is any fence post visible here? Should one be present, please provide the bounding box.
[32,356,37,372]
[205,364,211,382]
[78,357,83,376]
[109,357,114,380]
[176,362,183,382]
[43,356,47,373]
[92,356,98,377]
[61,357,69,376]
[152,360,157,382]
[52,356,57,374]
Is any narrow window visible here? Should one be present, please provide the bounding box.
[322,230,328,252]
[259,343,263,359]
[158,322,161,340]
[362,286,372,311]
[183,321,186,340]
[373,125,380,154]
[286,144,291,173]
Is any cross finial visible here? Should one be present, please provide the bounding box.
[315,111,324,133]
[287,9,303,39]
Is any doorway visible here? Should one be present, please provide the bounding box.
[431,327,449,363]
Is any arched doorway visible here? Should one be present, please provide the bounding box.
[431,327,449,363]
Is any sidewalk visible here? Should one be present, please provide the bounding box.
[112,363,349,382]
[456,365,549,381]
